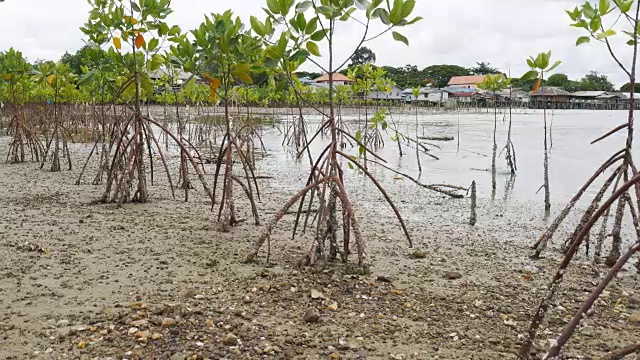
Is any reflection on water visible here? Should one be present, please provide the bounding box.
[259,109,636,207]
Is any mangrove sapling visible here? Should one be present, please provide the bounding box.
[521,1,640,357]
[83,0,210,204]
[504,71,517,175]
[521,51,561,216]
[34,62,76,172]
[171,11,264,230]
[411,87,422,173]
[478,74,510,193]
[246,0,421,265]
[0,48,45,163]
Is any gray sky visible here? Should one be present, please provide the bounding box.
[0,0,634,86]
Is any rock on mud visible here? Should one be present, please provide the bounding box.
[304,308,320,323]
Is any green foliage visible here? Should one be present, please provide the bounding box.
[423,64,470,88]
[82,0,180,104]
[546,73,573,90]
[567,0,634,46]
[522,51,561,80]
[620,82,640,92]
[478,73,510,93]
[470,62,500,75]
[575,71,615,91]
[172,11,263,102]
[350,46,377,66]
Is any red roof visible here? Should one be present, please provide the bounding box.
[448,75,497,86]
[314,73,353,83]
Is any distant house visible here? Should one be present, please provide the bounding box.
[400,87,449,103]
[496,88,530,103]
[573,91,626,104]
[447,74,497,90]
[314,73,354,85]
[368,86,403,101]
[530,86,572,103]
[444,87,477,103]
[148,69,193,84]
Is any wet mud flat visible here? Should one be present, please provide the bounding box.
[0,136,639,360]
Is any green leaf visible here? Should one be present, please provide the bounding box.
[576,36,591,46]
[389,0,403,24]
[565,8,579,21]
[367,0,383,18]
[620,0,633,13]
[402,0,415,18]
[391,31,409,45]
[306,17,318,34]
[547,60,561,72]
[250,16,265,36]
[520,70,539,81]
[267,0,280,14]
[250,65,267,72]
[359,145,365,156]
[628,39,636,46]
[596,29,617,39]
[355,0,370,10]
[355,130,362,142]
[290,49,310,62]
[348,162,354,170]
[371,8,390,24]
[232,64,253,84]
[526,58,535,68]
[131,2,141,12]
[310,29,327,41]
[589,16,602,32]
[599,0,610,14]
[583,2,596,18]
[147,38,159,52]
[168,25,181,36]
[317,5,336,18]
[296,0,312,13]
[340,7,357,21]
[306,41,321,56]
[406,16,422,25]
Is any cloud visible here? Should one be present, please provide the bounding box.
[0,0,634,86]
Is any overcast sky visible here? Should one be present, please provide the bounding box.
[0,0,635,86]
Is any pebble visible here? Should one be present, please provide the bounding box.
[304,308,320,323]
[629,311,640,323]
[162,318,177,327]
[445,271,462,280]
[169,353,187,360]
[181,289,197,298]
[222,333,238,345]
[311,289,324,299]
[131,319,148,327]
[56,319,70,327]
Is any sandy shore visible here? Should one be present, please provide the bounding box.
[1,135,639,360]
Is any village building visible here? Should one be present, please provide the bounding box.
[530,86,572,108]
[447,74,497,90]
[400,87,450,104]
[314,73,354,86]
[368,85,404,101]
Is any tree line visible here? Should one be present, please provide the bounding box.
[293,46,626,92]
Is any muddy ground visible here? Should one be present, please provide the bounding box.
[1,135,639,360]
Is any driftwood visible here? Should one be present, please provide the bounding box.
[418,135,454,141]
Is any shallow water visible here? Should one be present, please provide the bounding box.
[261,109,637,207]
